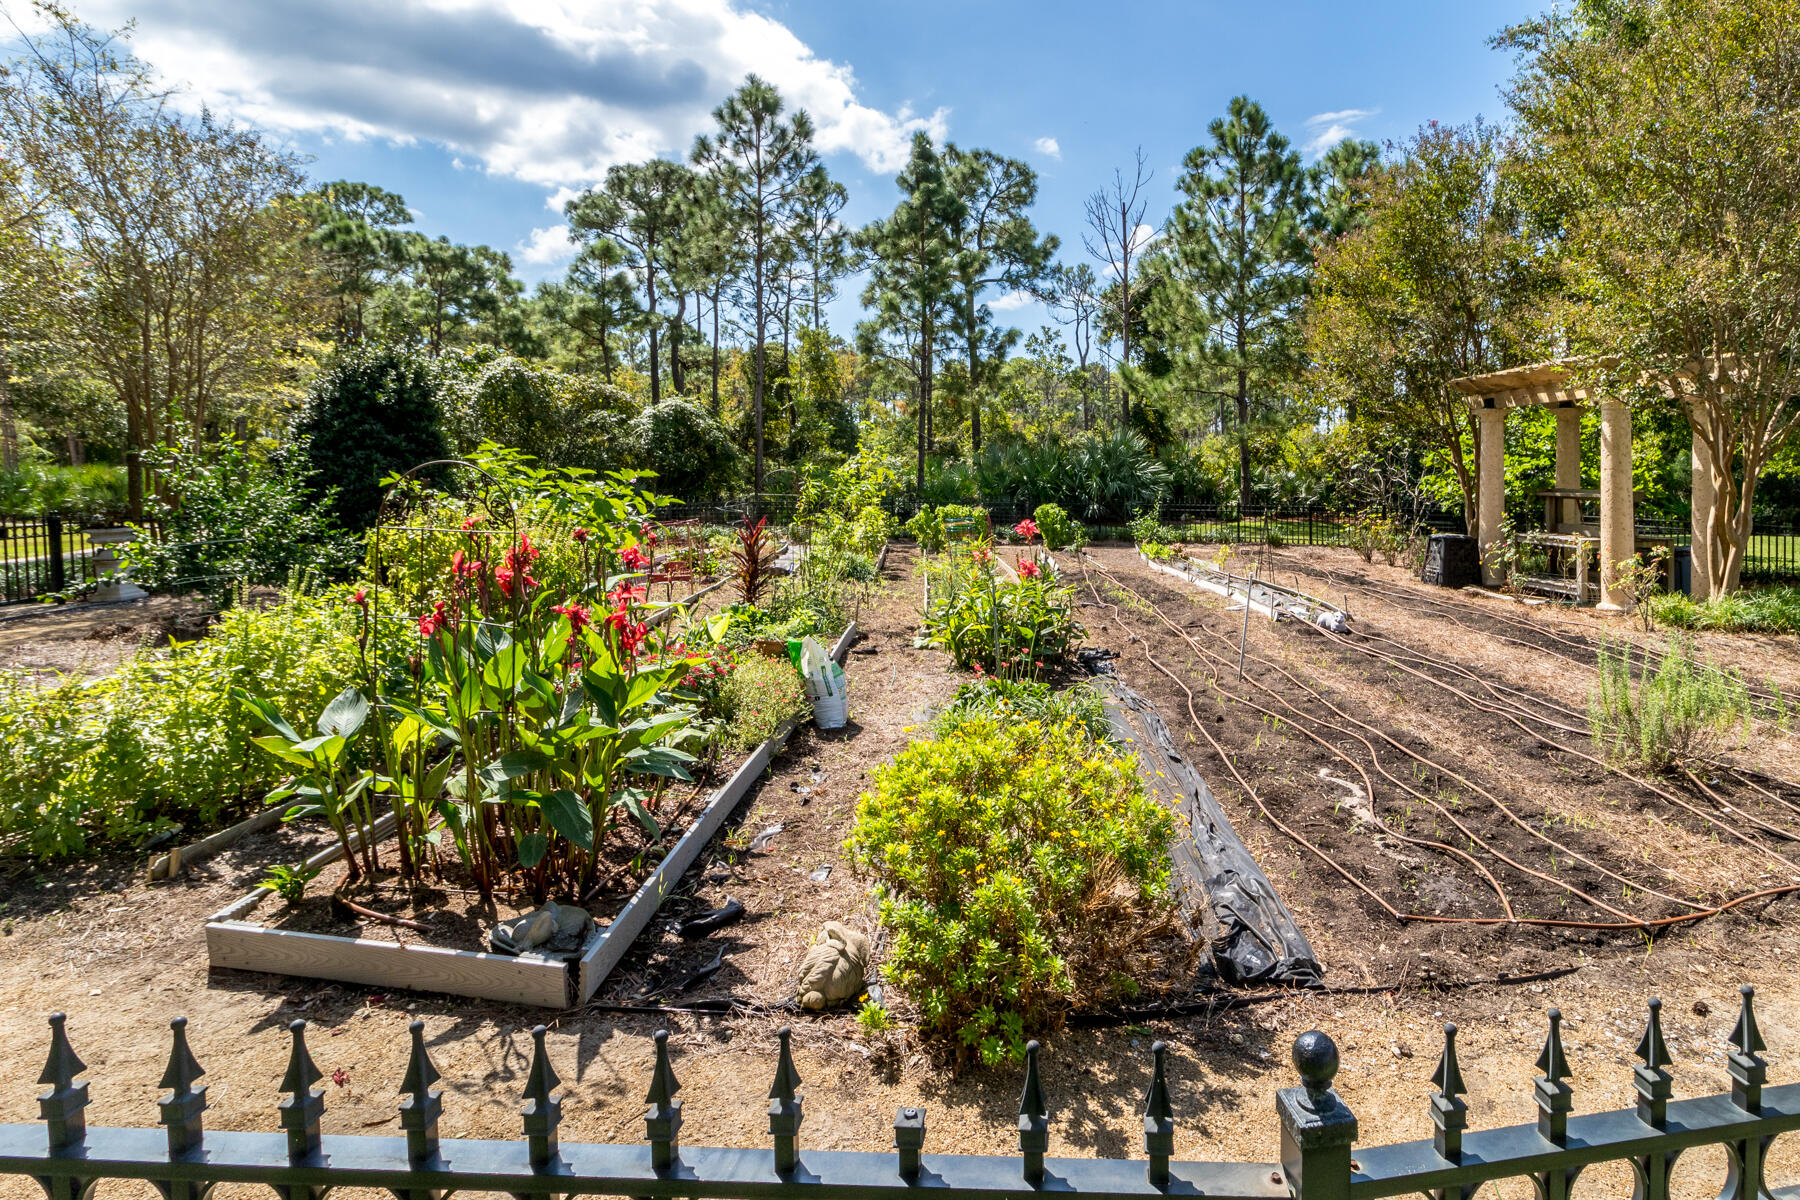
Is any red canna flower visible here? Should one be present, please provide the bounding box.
[417,601,450,637]
[572,526,589,543]
[461,514,482,531]
[621,545,650,571]
[1014,518,1039,542]
[552,601,592,635]
[1018,559,1041,579]
[351,587,369,608]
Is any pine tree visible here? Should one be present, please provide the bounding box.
[856,133,963,492]
[564,158,696,403]
[1159,97,1310,503]
[692,76,818,494]
[944,147,1058,452]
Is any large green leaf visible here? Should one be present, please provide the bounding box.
[623,745,697,781]
[316,687,370,739]
[383,696,461,744]
[540,789,594,851]
[476,749,552,790]
[516,831,549,870]
[482,642,528,692]
[233,689,299,742]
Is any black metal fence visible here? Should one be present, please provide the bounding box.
[6,987,1793,1200]
[0,514,101,605]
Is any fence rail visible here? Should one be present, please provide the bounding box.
[0,514,101,605]
[5,987,1789,1200]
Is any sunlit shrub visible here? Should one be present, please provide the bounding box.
[847,716,1177,1065]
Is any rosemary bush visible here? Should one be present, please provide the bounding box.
[1587,635,1751,770]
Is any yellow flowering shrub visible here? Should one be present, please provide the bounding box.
[846,714,1177,1065]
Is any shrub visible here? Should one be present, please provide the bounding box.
[295,345,451,531]
[0,464,129,524]
[632,398,741,500]
[1588,635,1751,771]
[123,441,359,602]
[0,583,369,857]
[1650,586,1800,635]
[444,352,639,475]
[715,651,810,751]
[1033,503,1083,551]
[904,504,988,552]
[847,716,1178,1065]
[934,677,1112,745]
[919,542,1082,675]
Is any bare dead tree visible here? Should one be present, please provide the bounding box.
[1082,147,1152,423]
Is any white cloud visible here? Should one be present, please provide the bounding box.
[68,0,951,188]
[515,224,576,268]
[1033,136,1061,161]
[1304,107,1378,155]
[990,290,1035,311]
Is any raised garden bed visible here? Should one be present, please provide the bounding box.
[204,621,858,1008]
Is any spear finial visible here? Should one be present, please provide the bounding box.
[520,1025,563,1169]
[1534,1009,1573,1145]
[158,1017,207,1155]
[1018,1041,1049,1184]
[1429,1023,1469,1162]
[277,1020,324,1159]
[398,1020,443,1162]
[768,1026,805,1174]
[1143,1042,1174,1187]
[1728,985,1767,1111]
[1632,999,1674,1128]
[644,1029,683,1172]
[37,1013,89,1150]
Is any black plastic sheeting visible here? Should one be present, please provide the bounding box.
[1090,659,1323,988]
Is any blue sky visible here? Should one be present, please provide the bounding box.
[24,0,1541,340]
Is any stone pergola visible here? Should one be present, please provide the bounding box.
[1447,359,1709,611]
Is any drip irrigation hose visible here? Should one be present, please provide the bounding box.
[1074,552,1800,932]
[1083,556,1657,920]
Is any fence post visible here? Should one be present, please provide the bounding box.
[46,512,65,594]
[1278,1032,1357,1200]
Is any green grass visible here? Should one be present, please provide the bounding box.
[1649,585,1800,635]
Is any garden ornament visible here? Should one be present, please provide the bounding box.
[795,921,869,1010]
[490,902,593,957]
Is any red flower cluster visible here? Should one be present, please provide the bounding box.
[572,526,589,544]
[639,521,660,547]
[450,549,485,581]
[620,544,651,571]
[417,601,450,637]
[552,601,591,634]
[1018,559,1041,579]
[971,546,993,566]
[496,536,541,597]
[1014,518,1039,542]
[351,587,369,608]
[460,514,482,531]
[604,583,649,657]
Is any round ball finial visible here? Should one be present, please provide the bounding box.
[1292,1030,1339,1092]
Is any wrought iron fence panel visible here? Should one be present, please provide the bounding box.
[3,988,1789,1200]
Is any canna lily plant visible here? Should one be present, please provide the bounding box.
[236,685,381,882]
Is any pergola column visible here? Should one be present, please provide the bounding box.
[1553,407,1582,530]
[1690,420,1714,601]
[1477,404,1506,586]
[1597,397,1634,611]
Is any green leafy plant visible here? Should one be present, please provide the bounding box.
[934,677,1112,745]
[855,1003,894,1034]
[260,861,323,904]
[715,651,811,751]
[904,504,988,553]
[918,541,1082,676]
[1588,635,1751,771]
[847,715,1179,1066]
[0,582,370,858]
[1649,585,1800,635]
[123,440,359,602]
[238,686,380,881]
[1032,503,1083,552]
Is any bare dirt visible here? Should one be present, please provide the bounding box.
[0,543,1796,1200]
[0,592,220,678]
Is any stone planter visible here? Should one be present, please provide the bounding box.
[84,526,146,602]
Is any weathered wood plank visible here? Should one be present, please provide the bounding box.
[206,921,573,1008]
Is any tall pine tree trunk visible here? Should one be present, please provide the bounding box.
[967,295,982,453]
[670,292,686,395]
[647,267,661,404]
[710,285,722,415]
